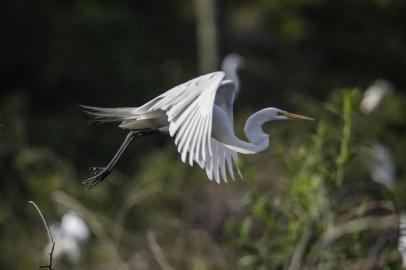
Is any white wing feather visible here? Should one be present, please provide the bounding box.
[136,71,241,183]
[210,80,242,183]
[202,138,242,183]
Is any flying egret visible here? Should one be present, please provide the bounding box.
[82,71,313,189]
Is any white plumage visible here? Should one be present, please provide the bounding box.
[45,211,90,264]
[134,72,241,183]
[360,79,393,114]
[82,70,313,189]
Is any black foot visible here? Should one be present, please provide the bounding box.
[83,166,111,190]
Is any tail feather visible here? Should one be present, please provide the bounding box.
[80,105,137,123]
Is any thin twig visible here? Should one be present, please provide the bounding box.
[302,183,400,268]
[345,250,401,270]
[287,222,315,270]
[320,215,397,248]
[51,191,130,270]
[29,201,55,270]
[147,230,175,270]
[113,184,160,246]
[361,234,393,270]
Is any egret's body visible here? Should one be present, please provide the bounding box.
[83,71,312,189]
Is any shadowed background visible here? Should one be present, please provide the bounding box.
[1,0,406,269]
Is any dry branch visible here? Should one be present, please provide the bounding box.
[29,200,55,270]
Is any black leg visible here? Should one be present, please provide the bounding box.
[83,129,160,190]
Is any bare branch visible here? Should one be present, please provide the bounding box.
[147,231,175,270]
[29,200,55,270]
[361,234,392,270]
[288,223,314,270]
[51,191,129,270]
[113,184,160,246]
[321,215,397,248]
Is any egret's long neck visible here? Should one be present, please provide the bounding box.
[241,110,271,154]
[213,107,278,155]
[217,109,271,154]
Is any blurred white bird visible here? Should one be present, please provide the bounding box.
[360,79,393,114]
[365,143,404,267]
[359,80,404,267]
[222,53,243,91]
[82,70,313,189]
[45,211,90,264]
[368,144,396,189]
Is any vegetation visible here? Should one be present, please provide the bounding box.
[1,1,405,269]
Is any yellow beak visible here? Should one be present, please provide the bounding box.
[280,111,314,121]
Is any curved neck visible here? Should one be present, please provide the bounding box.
[218,109,271,155]
[213,107,282,155]
[241,110,271,153]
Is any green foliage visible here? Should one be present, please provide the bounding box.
[223,90,403,269]
[1,1,406,269]
[1,89,405,270]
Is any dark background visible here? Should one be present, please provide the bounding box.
[1,1,405,269]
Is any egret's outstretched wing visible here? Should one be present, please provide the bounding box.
[137,72,224,162]
[208,80,242,182]
[202,138,242,183]
[136,72,241,182]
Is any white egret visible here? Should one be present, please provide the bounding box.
[367,144,396,189]
[46,211,90,264]
[82,71,313,189]
[360,79,393,114]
